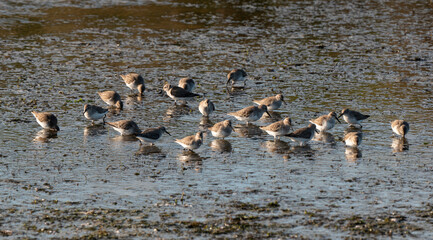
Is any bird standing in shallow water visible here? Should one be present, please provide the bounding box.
[199,99,215,117]
[286,124,317,146]
[226,69,247,87]
[228,105,271,124]
[309,111,341,132]
[343,131,362,147]
[254,94,286,111]
[83,104,108,124]
[163,83,200,104]
[98,91,123,110]
[136,126,171,145]
[178,78,195,92]
[261,117,293,140]
[120,73,145,95]
[31,111,60,131]
[175,132,204,151]
[391,120,409,137]
[208,120,234,139]
[106,120,141,136]
[339,108,369,128]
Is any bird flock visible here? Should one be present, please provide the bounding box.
[31,69,410,154]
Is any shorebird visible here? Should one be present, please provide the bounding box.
[253,94,286,111]
[309,111,341,132]
[261,117,293,140]
[136,126,171,145]
[31,111,60,131]
[339,108,369,128]
[228,105,271,124]
[226,69,247,86]
[83,104,108,124]
[98,91,123,109]
[391,120,409,137]
[120,73,145,95]
[343,131,363,147]
[178,78,195,92]
[106,120,141,136]
[175,131,204,151]
[286,124,317,146]
[208,120,234,139]
[163,83,200,104]
[199,99,215,117]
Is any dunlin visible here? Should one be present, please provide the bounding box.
[136,126,171,145]
[391,120,409,137]
[208,120,234,139]
[120,73,145,95]
[254,94,286,111]
[228,105,271,124]
[98,91,123,109]
[83,104,108,124]
[106,120,141,136]
[226,69,247,86]
[339,108,369,127]
[163,83,200,103]
[175,131,204,151]
[286,124,317,146]
[343,131,362,147]
[31,111,60,131]
[261,117,293,140]
[309,111,341,132]
[199,99,215,117]
[178,78,195,92]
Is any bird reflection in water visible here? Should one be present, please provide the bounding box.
[286,145,315,158]
[210,139,232,153]
[233,124,262,138]
[33,129,58,142]
[313,131,335,144]
[345,147,362,162]
[344,125,363,135]
[199,116,213,128]
[262,140,290,154]
[125,94,143,107]
[83,124,107,137]
[392,137,409,153]
[226,85,246,95]
[164,103,191,120]
[178,151,203,172]
[260,111,282,123]
[136,145,162,155]
[110,135,138,142]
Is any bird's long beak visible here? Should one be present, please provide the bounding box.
[335,115,341,124]
[315,129,320,134]
[266,111,271,118]
[338,113,343,118]
[282,99,287,105]
[165,130,171,136]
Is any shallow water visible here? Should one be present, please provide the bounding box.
[1,0,432,238]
